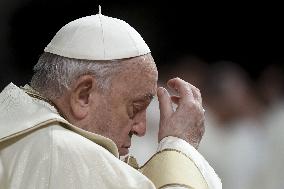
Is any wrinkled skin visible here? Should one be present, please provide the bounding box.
[55,54,205,156]
[157,78,205,148]
[85,55,158,155]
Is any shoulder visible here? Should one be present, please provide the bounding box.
[1,124,155,188]
[49,125,155,189]
[1,124,155,189]
[50,124,115,160]
[49,124,136,171]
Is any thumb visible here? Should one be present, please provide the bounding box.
[157,87,173,121]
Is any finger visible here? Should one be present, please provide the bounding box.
[167,78,194,101]
[189,83,202,104]
[189,87,204,113]
[157,87,174,120]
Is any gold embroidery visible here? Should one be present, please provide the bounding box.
[124,155,139,169]
[20,86,67,119]
[159,183,194,189]
[140,149,208,189]
[140,148,191,169]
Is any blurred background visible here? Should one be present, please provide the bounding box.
[1,1,283,188]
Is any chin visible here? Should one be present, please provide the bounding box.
[119,147,129,156]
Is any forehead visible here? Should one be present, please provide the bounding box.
[110,54,158,99]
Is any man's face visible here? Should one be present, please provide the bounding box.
[88,55,158,156]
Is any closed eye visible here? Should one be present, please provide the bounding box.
[133,103,145,114]
[129,94,154,119]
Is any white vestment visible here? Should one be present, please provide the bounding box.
[0,83,221,189]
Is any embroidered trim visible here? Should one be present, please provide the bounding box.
[140,149,209,189]
[20,86,67,119]
[139,148,191,169]
[159,183,194,189]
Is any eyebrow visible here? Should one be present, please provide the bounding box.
[145,93,154,101]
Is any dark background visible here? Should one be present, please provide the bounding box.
[0,0,283,90]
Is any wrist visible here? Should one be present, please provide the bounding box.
[159,135,200,149]
[158,136,196,152]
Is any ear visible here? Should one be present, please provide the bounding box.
[69,75,96,120]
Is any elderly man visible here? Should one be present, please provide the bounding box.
[0,11,221,189]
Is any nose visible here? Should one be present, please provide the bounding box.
[131,111,146,137]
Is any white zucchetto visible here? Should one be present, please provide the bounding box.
[44,13,150,60]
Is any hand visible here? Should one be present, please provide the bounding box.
[157,77,205,149]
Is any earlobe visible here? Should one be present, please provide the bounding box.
[70,75,96,119]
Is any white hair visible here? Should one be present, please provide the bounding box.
[30,52,123,99]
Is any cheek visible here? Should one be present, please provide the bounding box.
[110,101,131,124]
[113,111,133,132]
[92,95,134,140]
[102,105,133,134]
[108,115,133,148]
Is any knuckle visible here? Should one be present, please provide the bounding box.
[196,88,201,96]
[182,102,203,116]
[192,86,201,96]
[183,100,196,110]
[180,99,204,115]
[188,82,197,89]
[184,87,192,95]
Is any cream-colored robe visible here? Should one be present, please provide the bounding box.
[0,83,221,189]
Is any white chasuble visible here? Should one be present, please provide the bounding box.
[0,83,221,189]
